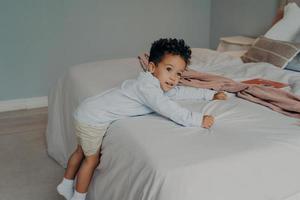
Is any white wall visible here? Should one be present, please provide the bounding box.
[0,0,211,101]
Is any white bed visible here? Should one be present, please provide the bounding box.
[46,48,300,200]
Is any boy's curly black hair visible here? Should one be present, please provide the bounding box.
[148,38,191,66]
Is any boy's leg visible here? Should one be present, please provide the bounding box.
[70,121,108,199]
[70,151,100,200]
[75,151,100,193]
[57,145,84,200]
[64,145,85,179]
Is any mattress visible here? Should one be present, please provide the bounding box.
[46,48,300,200]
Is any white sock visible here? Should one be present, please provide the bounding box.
[57,178,74,200]
[71,190,87,200]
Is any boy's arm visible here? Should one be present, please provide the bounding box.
[136,84,203,127]
[165,86,216,101]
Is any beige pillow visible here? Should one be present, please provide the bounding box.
[241,36,300,68]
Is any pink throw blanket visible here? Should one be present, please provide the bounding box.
[138,53,300,119]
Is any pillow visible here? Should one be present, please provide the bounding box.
[285,0,300,7]
[285,53,300,71]
[265,2,300,41]
[241,36,300,68]
[271,1,300,30]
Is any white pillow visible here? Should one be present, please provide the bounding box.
[265,2,300,41]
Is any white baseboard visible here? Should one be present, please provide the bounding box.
[0,96,48,112]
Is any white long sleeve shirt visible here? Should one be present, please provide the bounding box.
[74,72,216,127]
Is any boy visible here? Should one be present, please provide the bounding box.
[57,38,227,200]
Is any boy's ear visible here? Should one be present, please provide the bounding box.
[148,62,156,73]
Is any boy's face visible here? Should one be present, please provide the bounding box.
[148,54,186,92]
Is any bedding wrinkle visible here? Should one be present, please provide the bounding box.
[100,122,167,200]
[182,71,300,119]
[204,98,261,125]
[283,191,300,200]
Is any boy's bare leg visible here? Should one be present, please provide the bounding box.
[57,145,84,199]
[64,145,85,179]
[75,151,100,193]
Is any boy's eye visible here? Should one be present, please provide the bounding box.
[177,73,182,77]
[166,67,172,72]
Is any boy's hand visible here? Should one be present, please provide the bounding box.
[202,115,214,129]
[213,91,227,100]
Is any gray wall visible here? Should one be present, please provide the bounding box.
[0,0,211,101]
[210,0,280,49]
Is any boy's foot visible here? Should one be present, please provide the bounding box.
[57,178,74,200]
[70,190,87,200]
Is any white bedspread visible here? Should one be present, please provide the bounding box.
[46,48,300,200]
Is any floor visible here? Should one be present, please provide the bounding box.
[0,107,65,200]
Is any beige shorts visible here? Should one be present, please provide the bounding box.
[74,120,109,156]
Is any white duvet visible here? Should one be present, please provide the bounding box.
[46,48,300,200]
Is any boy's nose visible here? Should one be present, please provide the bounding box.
[170,74,177,80]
